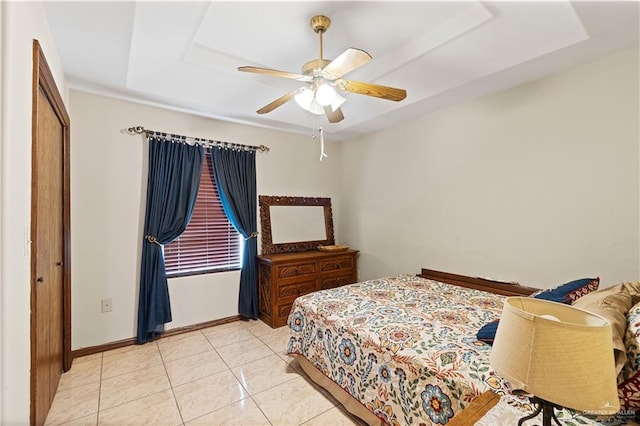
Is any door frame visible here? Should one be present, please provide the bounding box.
[30,39,71,422]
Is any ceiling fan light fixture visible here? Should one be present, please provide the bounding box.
[294,87,314,111]
[315,83,337,106]
[308,99,325,115]
[330,93,346,112]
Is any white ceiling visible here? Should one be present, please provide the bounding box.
[45,1,639,141]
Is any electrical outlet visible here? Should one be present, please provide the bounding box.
[101,298,112,313]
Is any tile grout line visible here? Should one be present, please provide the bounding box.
[299,404,337,426]
[247,394,275,426]
[207,321,288,425]
[239,321,282,426]
[45,354,101,425]
[159,334,193,426]
[95,351,104,426]
[99,341,180,423]
[184,324,263,424]
[167,325,273,424]
[249,322,335,426]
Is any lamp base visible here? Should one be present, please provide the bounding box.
[517,396,562,426]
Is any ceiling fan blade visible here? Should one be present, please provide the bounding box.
[238,66,312,82]
[341,79,407,102]
[257,89,298,114]
[321,48,372,80]
[324,106,344,123]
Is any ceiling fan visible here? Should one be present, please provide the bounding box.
[238,15,407,123]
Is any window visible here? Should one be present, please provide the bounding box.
[164,152,242,277]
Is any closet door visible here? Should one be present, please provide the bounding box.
[31,40,71,426]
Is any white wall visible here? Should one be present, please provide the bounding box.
[0,2,68,423]
[340,47,639,289]
[69,91,343,349]
[0,5,4,423]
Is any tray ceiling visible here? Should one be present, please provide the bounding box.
[45,1,639,140]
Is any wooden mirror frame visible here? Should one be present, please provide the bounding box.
[259,195,335,255]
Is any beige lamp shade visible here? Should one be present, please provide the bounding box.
[490,297,620,414]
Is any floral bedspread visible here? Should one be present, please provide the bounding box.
[286,274,515,425]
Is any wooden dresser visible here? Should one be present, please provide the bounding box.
[257,249,358,328]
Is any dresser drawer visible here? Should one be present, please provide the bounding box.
[277,303,294,325]
[320,256,354,272]
[278,279,316,300]
[277,261,317,279]
[320,273,355,290]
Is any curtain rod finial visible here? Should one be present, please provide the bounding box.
[258,145,270,153]
[127,126,146,135]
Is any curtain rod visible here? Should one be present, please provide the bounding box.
[126,126,270,153]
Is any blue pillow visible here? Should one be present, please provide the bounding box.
[477,319,500,344]
[530,277,599,304]
[476,278,600,344]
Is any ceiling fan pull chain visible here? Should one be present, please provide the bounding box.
[319,127,327,161]
[311,112,317,139]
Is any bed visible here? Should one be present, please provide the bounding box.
[286,268,640,425]
[285,268,539,425]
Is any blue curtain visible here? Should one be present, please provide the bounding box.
[211,147,258,319]
[137,136,204,343]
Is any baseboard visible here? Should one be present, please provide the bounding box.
[71,315,243,359]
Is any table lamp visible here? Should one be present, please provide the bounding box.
[490,297,620,426]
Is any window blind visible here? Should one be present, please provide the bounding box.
[164,152,242,276]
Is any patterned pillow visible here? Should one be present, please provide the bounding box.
[476,278,600,345]
[618,300,640,409]
[530,277,600,304]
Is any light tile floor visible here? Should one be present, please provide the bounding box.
[45,320,364,426]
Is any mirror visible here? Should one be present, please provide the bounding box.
[259,195,335,255]
[270,206,326,244]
